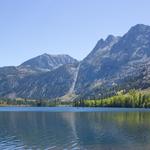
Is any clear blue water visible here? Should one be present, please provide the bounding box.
[0,107,150,150]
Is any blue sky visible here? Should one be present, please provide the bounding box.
[0,0,150,66]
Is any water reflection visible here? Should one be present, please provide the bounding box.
[0,111,150,149]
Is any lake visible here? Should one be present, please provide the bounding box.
[0,107,150,150]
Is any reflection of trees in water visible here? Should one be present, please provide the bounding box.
[0,112,74,149]
[0,111,150,149]
[74,112,150,147]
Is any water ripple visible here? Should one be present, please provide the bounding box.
[0,109,150,149]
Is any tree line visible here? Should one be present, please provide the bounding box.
[73,90,150,108]
[0,97,72,107]
[1,90,150,108]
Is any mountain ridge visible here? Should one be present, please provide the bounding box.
[1,24,150,100]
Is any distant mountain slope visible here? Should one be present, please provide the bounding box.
[0,66,19,97]
[14,63,79,99]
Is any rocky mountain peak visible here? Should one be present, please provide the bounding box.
[92,35,119,51]
[83,35,120,64]
[19,53,78,73]
[105,34,116,43]
[122,24,150,41]
[129,24,150,33]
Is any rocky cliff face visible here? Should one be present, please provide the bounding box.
[0,24,150,100]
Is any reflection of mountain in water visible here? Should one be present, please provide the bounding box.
[0,111,150,149]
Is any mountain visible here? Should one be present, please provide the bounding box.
[0,54,79,99]
[14,63,79,99]
[74,35,120,94]
[74,24,150,99]
[18,53,78,74]
[0,24,150,100]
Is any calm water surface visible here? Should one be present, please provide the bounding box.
[0,107,150,150]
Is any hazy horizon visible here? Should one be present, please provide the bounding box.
[0,0,150,67]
